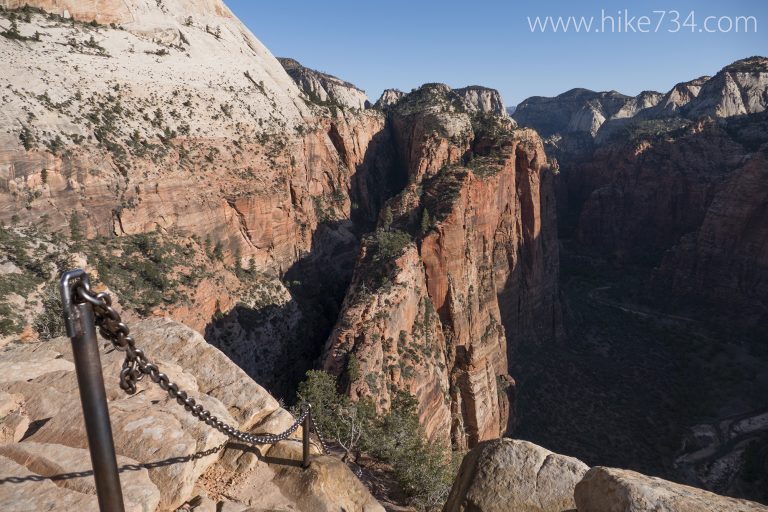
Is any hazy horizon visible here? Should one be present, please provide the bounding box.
[227,0,766,108]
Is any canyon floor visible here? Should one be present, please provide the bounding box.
[512,240,768,504]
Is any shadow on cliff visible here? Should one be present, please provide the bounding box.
[203,220,358,402]
[205,119,405,403]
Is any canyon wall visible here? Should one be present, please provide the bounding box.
[0,3,558,449]
[514,57,768,328]
[323,85,561,448]
[0,2,395,395]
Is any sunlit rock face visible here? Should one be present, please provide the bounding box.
[324,84,561,449]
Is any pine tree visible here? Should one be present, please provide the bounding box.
[420,208,432,236]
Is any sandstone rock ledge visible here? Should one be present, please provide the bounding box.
[443,438,768,512]
[0,318,382,512]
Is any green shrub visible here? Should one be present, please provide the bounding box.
[295,370,457,510]
[19,126,35,150]
[69,213,82,241]
[84,232,191,315]
[34,284,65,339]
[373,229,411,263]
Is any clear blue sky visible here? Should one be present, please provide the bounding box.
[227,0,767,107]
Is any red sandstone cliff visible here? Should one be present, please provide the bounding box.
[0,1,394,395]
[654,115,768,326]
[324,85,561,448]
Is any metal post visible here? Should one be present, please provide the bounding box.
[61,270,126,512]
[302,408,311,469]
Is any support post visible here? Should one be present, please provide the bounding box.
[302,407,311,469]
[61,270,126,512]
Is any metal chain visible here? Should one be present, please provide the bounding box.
[308,409,330,454]
[73,281,326,451]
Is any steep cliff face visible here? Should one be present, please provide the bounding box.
[324,85,561,448]
[278,57,369,110]
[523,57,768,327]
[0,2,397,393]
[654,114,768,326]
[504,57,768,507]
[574,119,749,261]
[640,77,709,117]
[322,244,454,445]
[0,1,384,273]
[570,107,767,330]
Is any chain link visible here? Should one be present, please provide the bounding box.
[74,283,326,451]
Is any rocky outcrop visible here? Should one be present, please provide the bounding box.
[613,91,664,119]
[378,84,510,117]
[0,318,381,511]
[0,1,382,272]
[0,442,160,512]
[684,57,768,118]
[0,0,235,24]
[273,453,384,512]
[574,466,768,512]
[517,57,767,145]
[279,57,369,110]
[375,88,406,108]
[443,438,589,512]
[455,86,507,115]
[323,244,453,445]
[324,84,561,448]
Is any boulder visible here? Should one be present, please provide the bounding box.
[273,454,385,512]
[443,438,589,512]
[574,466,768,512]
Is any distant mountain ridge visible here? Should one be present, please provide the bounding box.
[513,56,768,140]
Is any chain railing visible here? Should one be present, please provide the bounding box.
[60,269,328,512]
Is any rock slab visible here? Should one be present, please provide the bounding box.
[574,466,768,512]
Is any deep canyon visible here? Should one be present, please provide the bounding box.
[0,0,766,509]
